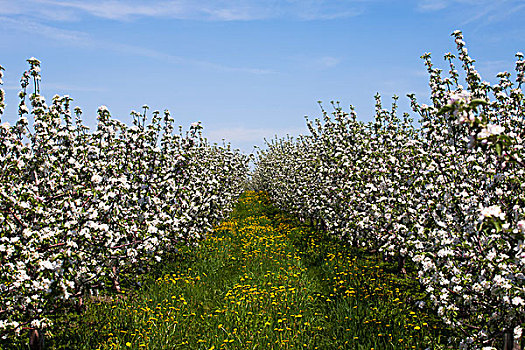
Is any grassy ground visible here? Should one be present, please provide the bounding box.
[3,191,455,349]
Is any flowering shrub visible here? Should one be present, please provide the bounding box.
[0,59,249,339]
[253,31,524,349]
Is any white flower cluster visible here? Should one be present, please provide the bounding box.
[0,59,249,337]
[252,31,525,348]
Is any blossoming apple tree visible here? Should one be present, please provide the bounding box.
[0,58,249,341]
[253,31,524,349]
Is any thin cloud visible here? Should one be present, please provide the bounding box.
[0,0,79,21]
[417,0,448,11]
[416,0,525,24]
[0,0,32,16]
[293,1,366,20]
[317,56,342,68]
[9,0,369,22]
[200,7,269,21]
[39,0,182,21]
[484,2,525,23]
[288,55,343,70]
[0,16,90,43]
[417,0,485,12]
[0,16,274,75]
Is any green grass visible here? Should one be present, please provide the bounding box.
[1,191,456,349]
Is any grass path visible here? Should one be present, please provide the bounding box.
[47,191,451,349]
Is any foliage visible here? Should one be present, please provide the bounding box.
[252,31,525,349]
[20,191,452,349]
[0,59,249,341]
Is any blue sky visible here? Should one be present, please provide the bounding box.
[1,0,524,152]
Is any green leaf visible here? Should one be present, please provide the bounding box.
[437,105,454,116]
[495,142,502,156]
[469,99,488,108]
[498,134,512,146]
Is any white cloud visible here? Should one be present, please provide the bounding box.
[288,0,366,20]
[0,16,274,75]
[479,2,525,24]
[0,0,79,21]
[417,0,486,11]
[200,5,271,21]
[2,0,368,22]
[40,0,183,21]
[417,0,448,11]
[287,55,342,70]
[317,56,342,68]
[4,0,523,23]
[416,0,525,24]
[0,16,90,43]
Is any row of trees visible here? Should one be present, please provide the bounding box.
[252,31,525,349]
[0,59,249,344]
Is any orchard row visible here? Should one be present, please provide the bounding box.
[253,31,525,349]
[0,59,250,339]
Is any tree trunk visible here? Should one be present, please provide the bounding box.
[397,255,406,275]
[319,219,327,232]
[112,265,121,293]
[76,296,84,314]
[503,330,521,350]
[29,328,44,350]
